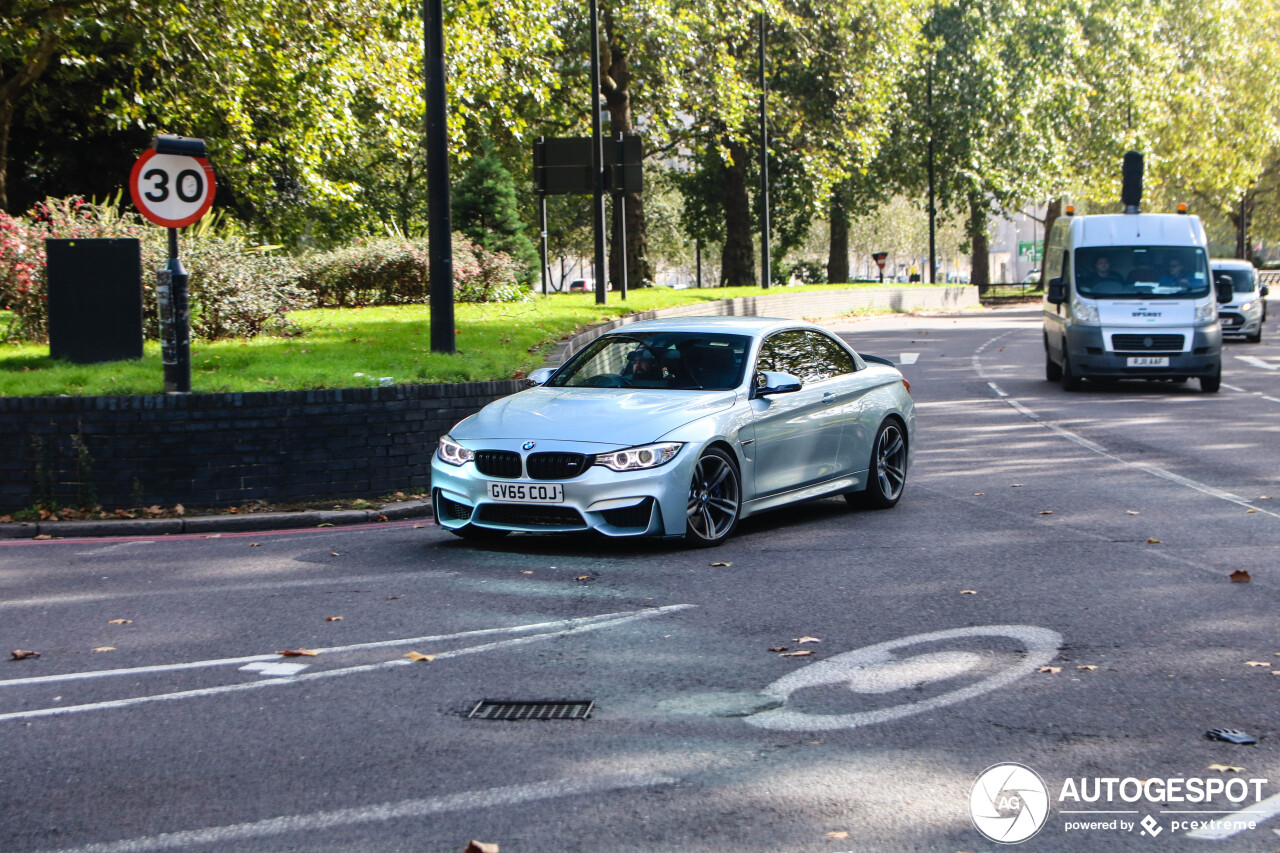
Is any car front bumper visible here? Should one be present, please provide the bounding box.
[431,439,702,538]
[1220,307,1262,337]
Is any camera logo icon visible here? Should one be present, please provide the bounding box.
[970,763,1050,844]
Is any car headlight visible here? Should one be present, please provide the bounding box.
[1240,300,1256,312]
[1195,300,1218,323]
[437,434,474,466]
[1072,300,1099,325]
[594,442,683,472]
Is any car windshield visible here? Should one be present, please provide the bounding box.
[1215,268,1256,294]
[548,332,751,391]
[1074,246,1209,299]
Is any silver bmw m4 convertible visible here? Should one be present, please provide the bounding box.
[431,316,914,546]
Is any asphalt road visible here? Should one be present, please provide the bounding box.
[2,307,1279,853]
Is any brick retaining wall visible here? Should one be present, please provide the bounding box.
[0,286,976,513]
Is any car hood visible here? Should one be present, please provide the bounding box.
[451,387,738,448]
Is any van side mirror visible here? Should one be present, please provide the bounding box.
[1046,277,1066,305]
[1215,275,1235,304]
[1262,285,1270,298]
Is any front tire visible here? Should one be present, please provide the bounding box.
[848,419,908,509]
[1061,350,1083,391]
[1045,353,1062,382]
[684,447,741,547]
[1200,366,1221,393]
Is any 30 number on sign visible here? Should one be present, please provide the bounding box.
[129,150,216,228]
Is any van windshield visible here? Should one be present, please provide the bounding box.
[1074,246,1209,299]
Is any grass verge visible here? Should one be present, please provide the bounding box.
[1,283,932,396]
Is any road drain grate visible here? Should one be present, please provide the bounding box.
[467,700,594,721]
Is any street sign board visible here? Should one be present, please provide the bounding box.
[129,149,216,228]
[872,251,889,270]
[534,136,643,195]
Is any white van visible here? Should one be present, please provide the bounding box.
[1211,258,1268,343]
[1042,209,1233,392]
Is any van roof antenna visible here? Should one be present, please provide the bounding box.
[1121,151,1143,214]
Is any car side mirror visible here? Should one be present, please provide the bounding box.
[753,371,802,396]
[1215,275,1235,304]
[525,367,556,387]
[1047,277,1066,305]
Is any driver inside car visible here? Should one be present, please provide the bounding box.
[626,349,664,382]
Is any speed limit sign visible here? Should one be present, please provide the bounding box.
[129,148,216,228]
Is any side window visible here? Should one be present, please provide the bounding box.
[1061,250,1072,292]
[756,330,853,383]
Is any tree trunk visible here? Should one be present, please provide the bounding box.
[968,197,990,287]
[601,16,651,289]
[720,139,755,287]
[1043,197,1061,256]
[827,191,849,283]
[0,23,63,212]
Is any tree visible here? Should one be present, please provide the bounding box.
[452,144,538,280]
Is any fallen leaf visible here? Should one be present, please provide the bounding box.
[1245,661,1270,667]
[1260,495,1271,500]
[1246,508,1258,514]
[330,552,340,557]
[249,542,260,547]
[464,842,499,853]
[825,831,850,839]
[377,514,388,522]
[10,650,39,660]
[520,570,534,575]
[1077,665,1098,671]
[1146,538,1162,544]
[404,651,435,662]
[205,533,221,538]
[1230,569,1252,583]
[107,619,133,625]
[793,636,821,644]
[1208,764,1244,773]
[91,646,116,653]
[960,589,979,595]
[174,504,185,516]
[34,534,52,540]
[768,646,788,652]
[1126,510,1140,515]
[779,650,814,658]
[277,649,319,657]
[1038,666,1062,674]
[710,561,732,567]
[1011,483,1023,487]
[0,514,11,523]
[973,492,984,496]
[1039,510,1054,515]
[326,616,343,622]
[413,524,425,529]
[386,595,401,600]
[317,523,334,528]
[576,575,593,581]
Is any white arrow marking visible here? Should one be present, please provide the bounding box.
[1235,355,1277,370]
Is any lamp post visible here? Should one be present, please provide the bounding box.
[589,0,608,304]
[424,0,455,353]
[759,12,771,290]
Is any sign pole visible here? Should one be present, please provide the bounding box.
[131,134,214,393]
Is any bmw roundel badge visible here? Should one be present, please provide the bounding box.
[522,441,536,451]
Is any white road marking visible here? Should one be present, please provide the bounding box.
[43,772,677,853]
[973,337,1279,518]
[238,662,309,677]
[0,605,693,722]
[1221,384,1246,392]
[900,352,920,364]
[1235,355,1278,370]
[0,605,689,689]
[746,625,1061,731]
[1185,790,1280,840]
[987,382,1008,397]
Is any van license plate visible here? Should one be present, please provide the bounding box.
[488,482,563,504]
[1127,356,1169,367]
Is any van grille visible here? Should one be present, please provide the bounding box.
[1112,334,1184,351]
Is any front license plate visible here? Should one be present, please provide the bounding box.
[1127,356,1170,367]
[488,482,564,504]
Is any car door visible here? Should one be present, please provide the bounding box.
[748,330,848,496]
